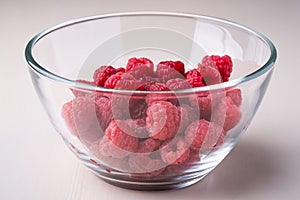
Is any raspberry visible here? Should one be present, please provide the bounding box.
[190,92,220,120]
[137,138,161,154]
[202,55,233,82]
[115,119,148,138]
[146,94,179,106]
[71,79,95,97]
[116,67,126,73]
[197,94,214,120]
[198,64,222,85]
[187,149,201,163]
[62,96,102,143]
[156,61,185,81]
[145,83,170,91]
[61,101,78,136]
[110,94,147,120]
[213,97,242,131]
[113,73,145,90]
[89,139,130,171]
[146,101,180,140]
[98,135,131,158]
[159,61,185,75]
[128,155,165,176]
[165,150,200,174]
[185,69,205,87]
[165,79,193,105]
[93,96,114,130]
[93,66,118,86]
[142,76,164,85]
[128,98,148,120]
[226,88,242,107]
[105,120,139,153]
[178,104,198,133]
[126,57,154,78]
[166,78,192,90]
[160,137,190,165]
[145,83,178,105]
[104,72,123,89]
[185,119,226,152]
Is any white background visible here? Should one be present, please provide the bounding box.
[1,0,299,199]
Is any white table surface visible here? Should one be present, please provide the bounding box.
[1,0,299,199]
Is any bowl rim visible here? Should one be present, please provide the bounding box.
[25,11,277,94]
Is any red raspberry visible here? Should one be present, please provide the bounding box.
[146,94,179,106]
[115,119,148,138]
[128,155,165,176]
[137,138,161,154]
[197,94,214,120]
[93,96,114,130]
[126,57,154,78]
[185,69,205,87]
[156,61,185,81]
[105,120,139,153]
[71,79,95,97]
[92,93,125,120]
[108,95,127,120]
[104,72,123,89]
[202,55,233,82]
[185,119,226,152]
[97,135,131,158]
[110,94,147,120]
[93,66,118,87]
[142,76,164,85]
[187,149,201,163]
[198,64,222,85]
[128,99,148,120]
[190,92,221,120]
[159,61,185,75]
[178,104,198,133]
[89,139,130,171]
[165,150,200,174]
[113,73,145,90]
[145,83,169,91]
[165,79,193,105]
[116,67,126,73]
[166,78,192,90]
[146,101,180,140]
[145,83,179,105]
[61,101,78,136]
[160,137,190,165]
[62,96,102,143]
[226,88,242,107]
[213,97,242,131]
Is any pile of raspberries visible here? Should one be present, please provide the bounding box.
[62,55,242,177]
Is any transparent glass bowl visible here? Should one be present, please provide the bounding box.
[25,12,276,190]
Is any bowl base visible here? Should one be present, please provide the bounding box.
[94,172,206,191]
[73,140,234,191]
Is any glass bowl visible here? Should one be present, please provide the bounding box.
[25,12,276,190]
